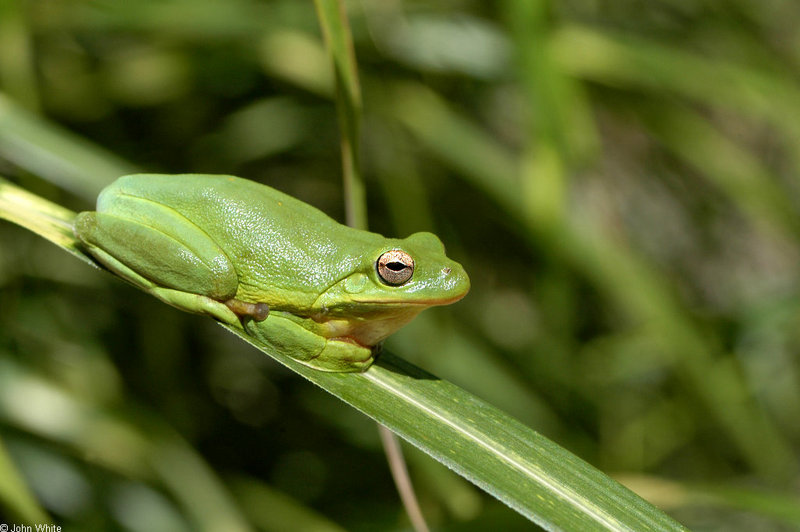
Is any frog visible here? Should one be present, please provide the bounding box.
[73,174,469,372]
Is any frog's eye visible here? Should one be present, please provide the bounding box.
[377,249,414,286]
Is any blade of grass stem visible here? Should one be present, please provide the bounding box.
[313,0,366,229]
[0,435,49,524]
[313,4,428,530]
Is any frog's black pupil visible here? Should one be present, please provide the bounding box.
[387,262,406,271]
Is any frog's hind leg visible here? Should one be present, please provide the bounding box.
[74,201,243,324]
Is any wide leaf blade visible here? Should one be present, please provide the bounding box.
[228,327,687,531]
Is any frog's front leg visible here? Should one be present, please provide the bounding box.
[73,203,268,324]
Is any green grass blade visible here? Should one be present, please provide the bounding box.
[226,329,688,531]
[1,179,688,530]
[313,0,366,229]
[0,176,89,266]
[0,435,49,524]
[0,94,136,199]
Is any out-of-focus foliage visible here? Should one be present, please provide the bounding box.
[1,0,800,530]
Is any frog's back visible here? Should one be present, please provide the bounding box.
[105,174,335,229]
[102,174,379,306]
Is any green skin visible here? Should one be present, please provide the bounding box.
[74,174,470,372]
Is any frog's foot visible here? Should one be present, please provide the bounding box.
[243,313,375,372]
[312,338,375,372]
[225,299,269,322]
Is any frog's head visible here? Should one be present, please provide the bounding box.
[312,231,470,346]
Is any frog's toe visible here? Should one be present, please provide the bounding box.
[225,299,269,321]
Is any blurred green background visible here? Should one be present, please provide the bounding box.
[2,0,800,530]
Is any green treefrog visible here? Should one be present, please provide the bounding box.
[74,174,469,372]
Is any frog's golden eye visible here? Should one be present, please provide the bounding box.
[377,250,414,286]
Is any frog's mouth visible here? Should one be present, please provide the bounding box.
[350,289,469,308]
